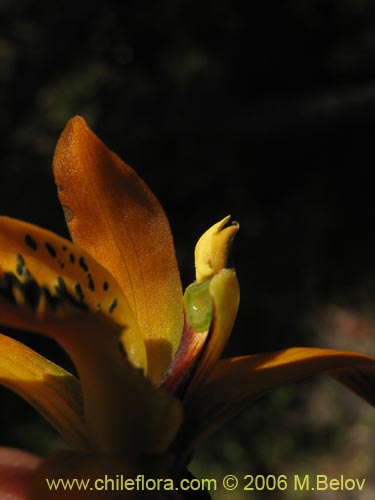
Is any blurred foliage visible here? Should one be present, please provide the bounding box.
[0,1,374,498]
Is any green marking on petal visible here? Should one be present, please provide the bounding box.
[184,281,213,333]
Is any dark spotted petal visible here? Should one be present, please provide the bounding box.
[0,216,146,371]
[0,217,183,454]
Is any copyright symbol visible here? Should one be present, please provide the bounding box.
[223,475,238,491]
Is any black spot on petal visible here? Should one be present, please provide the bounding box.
[45,242,57,258]
[0,272,21,304]
[62,245,67,251]
[88,274,95,291]
[17,254,25,267]
[109,298,118,314]
[23,268,31,280]
[70,253,75,263]
[68,296,88,310]
[103,281,109,291]
[42,287,59,310]
[24,278,42,309]
[56,276,67,295]
[25,234,37,251]
[74,283,85,302]
[16,254,25,276]
[5,272,23,291]
[79,257,88,272]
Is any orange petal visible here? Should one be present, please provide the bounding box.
[186,347,375,446]
[330,365,375,407]
[0,217,182,454]
[53,116,183,383]
[0,334,88,450]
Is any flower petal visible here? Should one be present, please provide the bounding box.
[0,217,182,454]
[0,216,146,371]
[186,347,375,446]
[184,269,240,398]
[162,219,240,396]
[195,216,239,283]
[330,365,375,407]
[161,269,240,397]
[53,116,184,382]
[0,334,88,450]
[160,319,210,397]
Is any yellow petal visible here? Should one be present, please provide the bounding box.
[53,116,183,382]
[162,217,240,396]
[186,347,375,446]
[185,268,240,398]
[170,217,240,397]
[0,216,146,371]
[195,216,239,283]
[0,333,88,450]
[67,315,183,455]
[0,217,182,454]
[161,280,212,394]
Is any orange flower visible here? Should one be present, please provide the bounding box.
[0,117,373,498]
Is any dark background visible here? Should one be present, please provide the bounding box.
[0,1,374,498]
